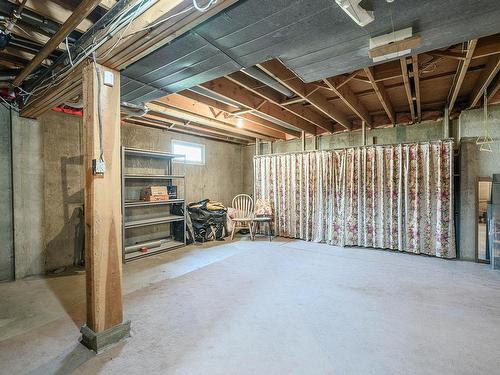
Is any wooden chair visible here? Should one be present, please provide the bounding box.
[230,194,254,240]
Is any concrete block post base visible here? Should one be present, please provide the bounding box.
[80,321,131,353]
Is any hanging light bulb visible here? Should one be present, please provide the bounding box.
[236,117,244,128]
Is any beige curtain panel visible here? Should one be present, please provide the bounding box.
[254,140,456,258]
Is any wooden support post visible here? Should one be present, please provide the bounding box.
[301,131,306,151]
[80,61,130,353]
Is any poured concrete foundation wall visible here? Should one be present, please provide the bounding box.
[12,112,45,279]
[457,105,500,260]
[0,107,13,281]
[243,120,446,194]
[3,111,244,278]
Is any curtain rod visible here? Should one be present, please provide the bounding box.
[253,138,455,159]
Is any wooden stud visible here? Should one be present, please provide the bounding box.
[82,61,124,333]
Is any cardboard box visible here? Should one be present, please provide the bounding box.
[140,186,169,201]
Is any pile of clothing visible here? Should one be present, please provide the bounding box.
[187,199,228,242]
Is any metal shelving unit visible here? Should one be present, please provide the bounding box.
[121,147,186,262]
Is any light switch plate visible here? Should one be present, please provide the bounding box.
[103,70,114,87]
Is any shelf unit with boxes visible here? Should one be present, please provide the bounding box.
[121,147,186,262]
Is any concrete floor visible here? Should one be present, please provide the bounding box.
[1,237,500,375]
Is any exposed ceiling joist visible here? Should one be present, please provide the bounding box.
[147,101,276,142]
[180,90,302,139]
[323,76,371,127]
[123,117,249,145]
[363,67,395,125]
[13,0,102,86]
[228,71,334,133]
[8,0,95,33]
[447,39,478,112]
[400,57,416,123]
[258,60,351,130]
[487,73,500,102]
[153,94,287,140]
[20,0,237,118]
[411,55,422,122]
[201,77,317,135]
[468,55,500,108]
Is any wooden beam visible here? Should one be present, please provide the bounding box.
[153,94,287,140]
[411,55,421,122]
[368,34,421,59]
[99,0,117,10]
[9,0,95,33]
[447,39,478,112]
[364,67,395,125]
[258,60,351,129]
[473,34,500,59]
[468,55,500,108]
[428,50,466,60]
[82,62,127,342]
[323,76,371,127]
[487,73,500,102]
[181,90,302,139]
[13,0,102,86]
[400,58,416,123]
[201,77,317,135]
[228,71,334,133]
[146,101,276,141]
[124,117,248,144]
[20,0,237,118]
[10,22,66,51]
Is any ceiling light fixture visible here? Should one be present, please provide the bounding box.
[236,118,244,128]
[335,0,374,27]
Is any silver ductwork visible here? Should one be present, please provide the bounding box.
[241,66,295,98]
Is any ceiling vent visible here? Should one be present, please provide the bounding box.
[335,0,374,27]
[368,27,422,62]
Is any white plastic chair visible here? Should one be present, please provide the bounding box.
[230,194,254,240]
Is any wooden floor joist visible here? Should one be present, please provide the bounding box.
[400,57,416,123]
[20,0,237,118]
[201,77,317,135]
[468,55,500,108]
[364,67,395,125]
[258,60,351,130]
[447,39,478,112]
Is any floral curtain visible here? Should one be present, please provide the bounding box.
[254,140,455,258]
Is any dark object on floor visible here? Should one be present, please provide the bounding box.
[239,229,250,235]
[187,199,228,242]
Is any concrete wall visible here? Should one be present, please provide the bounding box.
[0,107,13,281]
[3,111,244,278]
[12,111,45,279]
[243,120,446,195]
[457,105,500,260]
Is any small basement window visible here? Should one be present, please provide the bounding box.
[172,140,205,165]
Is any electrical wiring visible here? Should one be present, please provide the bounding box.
[19,0,219,106]
[65,36,74,67]
[192,0,218,12]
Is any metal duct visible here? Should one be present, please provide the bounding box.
[241,66,295,98]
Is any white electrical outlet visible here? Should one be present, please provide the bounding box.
[103,70,114,87]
